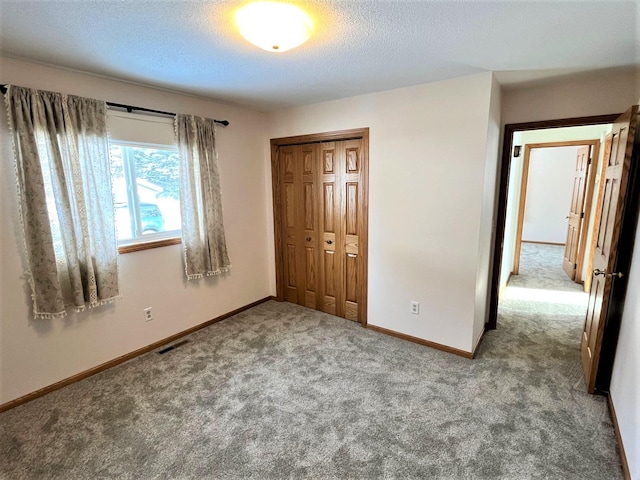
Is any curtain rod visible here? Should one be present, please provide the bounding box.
[0,84,230,127]
[106,101,229,126]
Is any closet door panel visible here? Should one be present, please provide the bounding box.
[300,144,320,309]
[280,146,301,304]
[319,142,342,315]
[341,139,363,321]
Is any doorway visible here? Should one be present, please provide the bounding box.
[488,110,640,394]
[270,128,369,326]
[512,140,602,288]
[498,129,611,395]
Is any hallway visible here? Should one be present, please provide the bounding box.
[509,242,589,296]
[477,241,622,478]
[495,241,590,370]
[503,242,589,329]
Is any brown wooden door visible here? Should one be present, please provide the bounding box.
[581,106,638,393]
[276,136,367,324]
[279,144,320,308]
[563,146,591,280]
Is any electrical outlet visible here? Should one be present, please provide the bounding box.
[410,301,420,315]
[144,307,153,322]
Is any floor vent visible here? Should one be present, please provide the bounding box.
[158,340,190,355]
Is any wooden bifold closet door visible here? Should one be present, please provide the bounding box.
[273,131,368,325]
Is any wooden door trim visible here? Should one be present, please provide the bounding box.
[512,145,531,275]
[577,142,600,284]
[270,141,284,301]
[358,131,370,327]
[513,139,600,279]
[488,113,620,331]
[271,128,369,147]
[270,128,370,327]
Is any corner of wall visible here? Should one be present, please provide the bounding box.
[609,203,640,480]
[472,73,503,349]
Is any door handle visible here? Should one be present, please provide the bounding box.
[306,236,312,242]
[325,240,333,245]
[593,269,624,278]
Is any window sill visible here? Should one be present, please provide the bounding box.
[118,237,181,254]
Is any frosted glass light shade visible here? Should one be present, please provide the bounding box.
[236,2,313,53]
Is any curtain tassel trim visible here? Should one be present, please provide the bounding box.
[32,295,123,320]
[33,311,68,320]
[186,265,232,281]
[77,294,123,312]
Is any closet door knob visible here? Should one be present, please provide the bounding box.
[306,236,312,242]
[325,240,333,245]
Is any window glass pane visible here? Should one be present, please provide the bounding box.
[110,145,134,241]
[109,143,181,244]
[131,147,181,235]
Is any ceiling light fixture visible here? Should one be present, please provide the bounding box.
[235,2,313,53]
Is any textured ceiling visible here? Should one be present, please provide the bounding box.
[0,1,638,111]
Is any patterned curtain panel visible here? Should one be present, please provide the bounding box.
[5,86,120,319]
[174,114,231,279]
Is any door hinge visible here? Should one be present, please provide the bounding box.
[574,263,578,269]
[581,212,585,219]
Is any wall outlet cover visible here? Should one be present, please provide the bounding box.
[410,301,419,315]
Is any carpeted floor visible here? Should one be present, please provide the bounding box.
[0,243,623,479]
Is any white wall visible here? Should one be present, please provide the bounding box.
[473,75,502,349]
[0,58,272,404]
[268,72,497,353]
[610,216,640,480]
[502,68,637,125]
[522,146,579,244]
[499,132,523,292]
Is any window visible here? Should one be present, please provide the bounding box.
[107,110,181,252]
[110,143,181,245]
